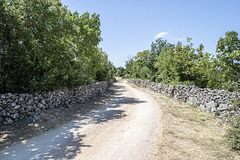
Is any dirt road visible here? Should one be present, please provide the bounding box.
[0,81,162,160]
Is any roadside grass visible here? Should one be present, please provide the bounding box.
[153,94,240,160]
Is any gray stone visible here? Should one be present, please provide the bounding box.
[0,110,8,116]
[205,101,217,113]
[19,114,25,120]
[26,106,33,111]
[4,117,13,124]
[35,108,41,113]
[2,100,7,104]
[19,97,24,102]
[32,104,37,110]
[7,99,13,103]
[218,104,229,111]
[33,96,39,101]
[44,104,49,109]
[199,104,206,110]
[38,103,44,109]
[27,112,34,115]
[0,116,3,122]
[28,123,34,127]
[14,105,21,110]
[41,99,46,105]
[32,113,41,122]
[19,108,25,113]
[9,110,17,114]
[10,113,19,119]
[0,95,6,99]
[187,97,198,106]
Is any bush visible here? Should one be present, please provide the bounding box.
[150,75,156,82]
[139,66,151,79]
[226,93,240,150]
[226,115,240,150]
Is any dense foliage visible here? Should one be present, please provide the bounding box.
[0,0,115,93]
[116,67,126,77]
[125,31,240,91]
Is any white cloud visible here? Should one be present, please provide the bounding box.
[155,31,185,41]
[155,31,169,38]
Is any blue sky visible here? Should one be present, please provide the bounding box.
[61,0,240,67]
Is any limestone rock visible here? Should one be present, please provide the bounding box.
[0,110,8,116]
[14,105,21,110]
[218,104,229,111]
[4,117,13,124]
[26,106,33,111]
[10,113,19,119]
[187,97,198,106]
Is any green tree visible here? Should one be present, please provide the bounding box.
[96,48,115,81]
[150,38,168,75]
[0,0,113,93]
[116,67,125,77]
[216,31,240,81]
[125,56,134,77]
[154,42,178,83]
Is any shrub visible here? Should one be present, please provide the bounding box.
[226,93,240,150]
[226,115,240,150]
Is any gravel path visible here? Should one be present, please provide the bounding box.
[0,81,162,160]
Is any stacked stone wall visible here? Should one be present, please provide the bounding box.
[0,79,115,124]
[128,79,239,118]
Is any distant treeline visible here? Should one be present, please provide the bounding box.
[0,0,115,93]
[125,31,240,91]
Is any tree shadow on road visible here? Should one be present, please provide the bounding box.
[1,121,90,160]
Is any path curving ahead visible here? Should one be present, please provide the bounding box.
[0,81,162,160]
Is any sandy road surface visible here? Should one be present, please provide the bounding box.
[0,81,162,160]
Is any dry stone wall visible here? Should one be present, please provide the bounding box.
[128,79,240,119]
[0,79,115,125]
